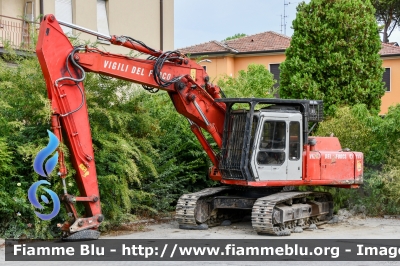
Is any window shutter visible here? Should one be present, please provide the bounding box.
[55,0,72,35]
[383,68,391,92]
[97,0,110,37]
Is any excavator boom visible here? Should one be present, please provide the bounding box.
[36,15,226,239]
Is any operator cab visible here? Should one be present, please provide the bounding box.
[216,98,323,183]
[250,107,302,181]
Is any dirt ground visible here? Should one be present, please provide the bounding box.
[100,215,400,240]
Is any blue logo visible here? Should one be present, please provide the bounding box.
[28,180,61,220]
[28,130,61,220]
[33,130,59,177]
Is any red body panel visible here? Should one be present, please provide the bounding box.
[311,136,342,151]
[36,16,101,218]
[320,151,354,180]
[222,137,363,187]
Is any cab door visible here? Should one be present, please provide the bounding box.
[287,115,303,180]
[250,113,302,181]
[251,115,288,181]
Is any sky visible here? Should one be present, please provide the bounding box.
[174,0,400,49]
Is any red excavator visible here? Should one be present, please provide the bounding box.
[36,15,363,240]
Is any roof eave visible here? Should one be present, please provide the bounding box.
[380,53,400,57]
[236,49,287,55]
[181,51,235,57]
[182,49,287,57]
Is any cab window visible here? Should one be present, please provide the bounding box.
[257,121,286,165]
[289,121,301,160]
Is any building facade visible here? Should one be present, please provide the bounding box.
[0,0,174,54]
[380,43,400,114]
[179,31,289,90]
[180,33,400,114]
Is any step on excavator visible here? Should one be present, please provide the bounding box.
[35,15,363,240]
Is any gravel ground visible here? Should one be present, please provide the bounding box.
[2,215,400,265]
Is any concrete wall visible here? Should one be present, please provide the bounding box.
[2,0,174,54]
[106,0,174,54]
[6,0,42,21]
[43,0,54,16]
[109,0,173,48]
[72,0,97,42]
[0,0,25,19]
[163,0,174,51]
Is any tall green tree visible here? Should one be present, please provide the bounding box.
[372,0,400,43]
[280,0,385,116]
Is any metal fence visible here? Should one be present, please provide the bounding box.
[0,15,38,51]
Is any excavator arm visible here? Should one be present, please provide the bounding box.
[36,14,226,239]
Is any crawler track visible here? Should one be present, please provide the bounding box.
[252,191,333,235]
[175,186,232,226]
[176,187,333,236]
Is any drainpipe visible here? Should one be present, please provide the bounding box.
[40,0,44,21]
[160,0,163,50]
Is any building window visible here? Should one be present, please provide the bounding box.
[383,68,391,92]
[22,1,35,48]
[55,0,72,35]
[202,65,207,71]
[24,1,35,22]
[270,63,280,98]
[97,0,110,42]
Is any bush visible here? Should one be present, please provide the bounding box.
[217,64,276,98]
[0,54,215,238]
[0,54,61,238]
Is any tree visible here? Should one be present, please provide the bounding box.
[372,0,400,43]
[223,33,247,42]
[217,64,276,98]
[280,0,385,116]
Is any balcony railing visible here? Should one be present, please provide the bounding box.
[0,15,38,51]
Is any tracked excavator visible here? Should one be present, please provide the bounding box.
[35,15,363,240]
